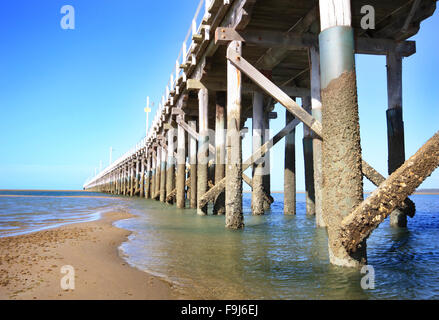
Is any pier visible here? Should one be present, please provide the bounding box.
[83,0,439,267]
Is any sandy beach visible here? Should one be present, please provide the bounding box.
[0,210,183,300]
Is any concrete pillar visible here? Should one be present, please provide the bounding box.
[310,46,325,227]
[189,120,197,209]
[303,96,316,216]
[284,106,296,215]
[176,118,186,208]
[197,88,209,215]
[213,91,226,215]
[319,0,366,267]
[251,91,265,215]
[386,52,408,228]
[225,40,244,229]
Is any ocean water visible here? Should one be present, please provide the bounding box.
[1,190,438,299]
[115,193,439,300]
[0,190,125,237]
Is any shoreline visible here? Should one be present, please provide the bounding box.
[0,210,186,300]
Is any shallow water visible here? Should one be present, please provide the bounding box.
[0,190,438,299]
[115,193,439,300]
[0,190,124,237]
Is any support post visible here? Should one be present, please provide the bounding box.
[310,45,325,226]
[151,151,156,199]
[176,118,186,208]
[135,158,140,195]
[319,0,366,267]
[167,128,176,204]
[303,96,315,215]
[130,162,135,197]
[155,148,161,200]
[386,52,408,227]
[251,91,265,215]
[226,40,244,229]
[213,91,226,215]
[197,88,209,215]
[284,107,296,215]
[262,102,271,210]
[160,143,167,202]
[145,154,151,199]
[122,167,126,195]
[189,120,198,209]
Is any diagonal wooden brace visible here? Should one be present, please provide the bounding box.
[341,131,439,253]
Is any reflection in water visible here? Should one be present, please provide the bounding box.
[116,194,439,299]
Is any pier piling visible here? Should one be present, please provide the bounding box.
[225,40,244,229]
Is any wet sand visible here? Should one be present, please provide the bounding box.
[0,210,184,300]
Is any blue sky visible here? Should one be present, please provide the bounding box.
[0,1,438,191]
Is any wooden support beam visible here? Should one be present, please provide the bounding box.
[216,28,416,57]
[251,91,265,215]
[284,107,296,215]
[140,157,145,197]
[341,132,439,254]
[189,120,198,209]
[262,103,272,209]
[225,40,244,229]
[176,117,186,208]
[151,151,156,200]
[213,91,226,215]
[197,87,209,215]
[386,52,408,227]
[187,78,310,98]
[130,162,135,197]
[145,155,151,199]
[166,128,176,204]
[154,147,161,200]
[135,159,140,195]
[160,142,167,202]
[310,46,324,225]
[302,96,315,216]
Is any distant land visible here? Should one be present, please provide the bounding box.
[415,188,439,194]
